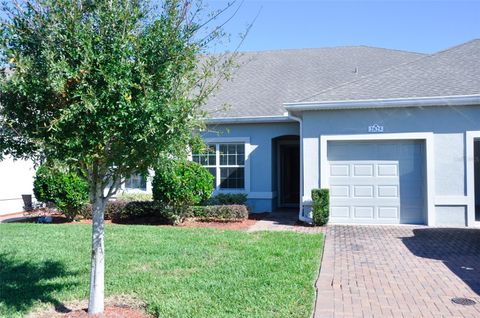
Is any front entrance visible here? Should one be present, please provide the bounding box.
[278,142,300,207]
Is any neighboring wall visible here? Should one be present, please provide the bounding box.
[0,156,36,216]
[203,121,299,212]
[301,105,480,226]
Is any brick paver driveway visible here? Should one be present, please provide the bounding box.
[315,225,480,318]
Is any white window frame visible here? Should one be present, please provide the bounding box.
[465,131,480,227]
[202,137,251,194]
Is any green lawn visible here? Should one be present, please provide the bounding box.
[0,224,323,318]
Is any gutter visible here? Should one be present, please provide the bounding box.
[205,115,294,124]
[288,112,309,223]
[284,94,480,112]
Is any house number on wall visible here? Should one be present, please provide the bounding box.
[368,124,384,133]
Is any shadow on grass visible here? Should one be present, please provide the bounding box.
[402,228,480,295]
[0,253,78,314]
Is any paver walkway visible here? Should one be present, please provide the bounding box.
[247,209,323,234]
[315,225,480,318]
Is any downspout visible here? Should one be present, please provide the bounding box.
[288,112,308,222]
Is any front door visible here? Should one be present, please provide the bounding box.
[279,144,300,207]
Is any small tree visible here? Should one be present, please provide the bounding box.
[0,0,243,314]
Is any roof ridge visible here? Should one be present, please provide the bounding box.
[294,39,480,103]
[356,45,426,56]
[237,45,424,55]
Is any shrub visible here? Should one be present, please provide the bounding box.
[311,189,329,226]
[152,160,214,207]
[116,191,153,202]
[33,165,89,220]
[79,200,128,220]
[79,200,185,225]
[191,205,248,221]
[204,193,248,205]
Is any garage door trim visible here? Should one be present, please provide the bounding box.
[319,132,435,225]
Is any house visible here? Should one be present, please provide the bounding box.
[196,39,480,227]
[2,39,480,227]
[0,157,36,215]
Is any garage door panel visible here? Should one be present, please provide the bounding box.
[353,206,374,218]
[329,160,400,223]
[378,185,398,197]
[353,185,374,197]
[327,140,425,225]
[330,164,350,176]
[377,164,398,176]
[330,185,350,197]
[353,164,374,176]
[330,206,350,218]
[378,206,399,219]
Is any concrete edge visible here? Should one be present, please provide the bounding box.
[313,227,335,318]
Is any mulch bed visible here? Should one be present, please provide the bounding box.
[13,209,270,231]
[29,296,152,318]
[60,306,151,318]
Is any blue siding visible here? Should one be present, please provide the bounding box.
[203,122,299,212]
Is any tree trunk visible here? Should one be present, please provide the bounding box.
[88,183,107,316]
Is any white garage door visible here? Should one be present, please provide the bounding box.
[327,141,425,224]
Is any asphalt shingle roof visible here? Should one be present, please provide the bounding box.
[299,39,480,103]
[203,46,424,118]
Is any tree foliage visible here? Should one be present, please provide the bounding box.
[0,0,243,314]
[0,0,239,195]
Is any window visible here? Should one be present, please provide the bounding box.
[193,143,246,190]
[125,174,147,190]
[219,144,245,189]
[192,144,217,187]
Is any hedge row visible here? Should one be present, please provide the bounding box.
[191,204,249,221]
[202,193,247,206]
[80,200,249,224]
[79,201,183,225]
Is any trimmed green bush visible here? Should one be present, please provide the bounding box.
[204,193,248,205]
[311,189,329,226]
[152,160,214,207]
[122,201,185,225]
[79,200,128,220]
[191,205,249,221]
[79,200,184,225]
[116,191,153,202]
[33,164,89,220]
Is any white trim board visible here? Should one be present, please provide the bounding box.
[204,137,252,194]
[465,131,480,226]
[284,94,480,111]
[319,132,435,226]
[434,196,469,206]
[206,115,294,124]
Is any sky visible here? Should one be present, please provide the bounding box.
[205,0,480,54]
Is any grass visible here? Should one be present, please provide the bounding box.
[0,224,323,318]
